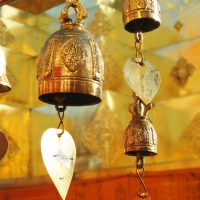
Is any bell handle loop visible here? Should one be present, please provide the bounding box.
[55,105,66,137]
[134,32,144,66]
[59,1,88,26]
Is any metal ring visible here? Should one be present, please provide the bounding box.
[135,32,143,43]
[55,104,66,112]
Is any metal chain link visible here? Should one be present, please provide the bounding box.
[136,153,149,199]
[134,32,144,66]
[55,104,66,137]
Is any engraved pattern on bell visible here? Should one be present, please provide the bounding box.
[36,2,104,106]
[123,117,157,156]
[122,0,161,33]
[123,58,161,104]
[59,38,87,73]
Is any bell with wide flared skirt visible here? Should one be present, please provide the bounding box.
[36,1,104,106]
[122,0,161,33]
[0,48,11,93]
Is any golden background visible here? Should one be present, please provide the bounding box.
[0,0,200,184]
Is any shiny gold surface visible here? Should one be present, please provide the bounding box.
[37,1,104,106]
[0,0,199,185]
[9,0,65,14]
[122,0,161,33]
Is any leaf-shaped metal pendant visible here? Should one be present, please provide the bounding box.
[41,128,76,200]
[123,58,161,104]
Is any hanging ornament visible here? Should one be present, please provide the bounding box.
[37,1,104,199]
[40,105,76,200]
[0,131,8,161]
[122,0,161,33]
[41,128,76,200]
[36,0,104,106]
[122,0,161,199]
[0,47,11,93]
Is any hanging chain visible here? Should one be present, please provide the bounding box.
[135,32,144,66]
[55,104,66,137]
[136,153,149,199]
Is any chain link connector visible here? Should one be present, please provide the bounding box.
[55,104,66,137]
[134,32,144,66]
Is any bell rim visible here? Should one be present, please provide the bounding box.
[123,11,161,33]
[124,145,157,156]
[38,78,102,106]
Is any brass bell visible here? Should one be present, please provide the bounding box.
[0,48,11,93]
[123,93,157,156]
[36,1,104,106]
[122,0,161,33]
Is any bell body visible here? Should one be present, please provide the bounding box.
[124,116,157,156]
[0,73,11,93]
[37,3,104,106]
[122,0,161,33]
[0,48,11,93]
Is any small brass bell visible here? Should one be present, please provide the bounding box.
[37,1,104,106]
[122,0,161,33]
[123,93,157,156]
[0,48,11,93]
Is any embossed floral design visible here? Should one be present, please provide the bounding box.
[135,0,148,8]
[60,38,87,72]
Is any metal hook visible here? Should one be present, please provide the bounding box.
[136,153,149,198]
[55,104,66,137]
[134,32,144,66]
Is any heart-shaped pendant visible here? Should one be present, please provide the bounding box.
[123,58,161,104]
[41,128,76,200]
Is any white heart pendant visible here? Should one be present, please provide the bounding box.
[41,128,76,200]
[123,58,161,104]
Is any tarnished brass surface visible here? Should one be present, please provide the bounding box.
[124,93,157,156]
[122,0,161,33]
[37,1,104,106]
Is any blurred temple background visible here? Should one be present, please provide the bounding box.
[0,0,200,199]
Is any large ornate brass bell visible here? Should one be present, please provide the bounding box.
[122,0,161,33]
[37,1,104,106]
[0,48,11,93]
[123,93,157,156]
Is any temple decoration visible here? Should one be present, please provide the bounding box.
[122,0,161,199]
[36,0,104,199]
